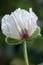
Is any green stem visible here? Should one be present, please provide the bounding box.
[23,41,29,65]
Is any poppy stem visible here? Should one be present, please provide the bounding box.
[23,41,29,65]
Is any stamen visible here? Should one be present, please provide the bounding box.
[20,29,28,39]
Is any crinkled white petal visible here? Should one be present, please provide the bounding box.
[1,15,21,39]
[1,15,10,37]
[28,8,38,36]
[13,8,33,34]
[13,8,26,30]
[20,8,30,31]
[29,8,38,22]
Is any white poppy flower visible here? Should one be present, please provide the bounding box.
[1,8,40,40]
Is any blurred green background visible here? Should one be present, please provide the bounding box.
[0,0,43,65]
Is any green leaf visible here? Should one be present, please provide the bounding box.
[26,35,43,52]
[26,27,41,42]
[5,37,24,45]
[31,36,43,51]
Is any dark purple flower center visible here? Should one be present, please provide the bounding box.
[21,33,28,39]
[20,29,28,39]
